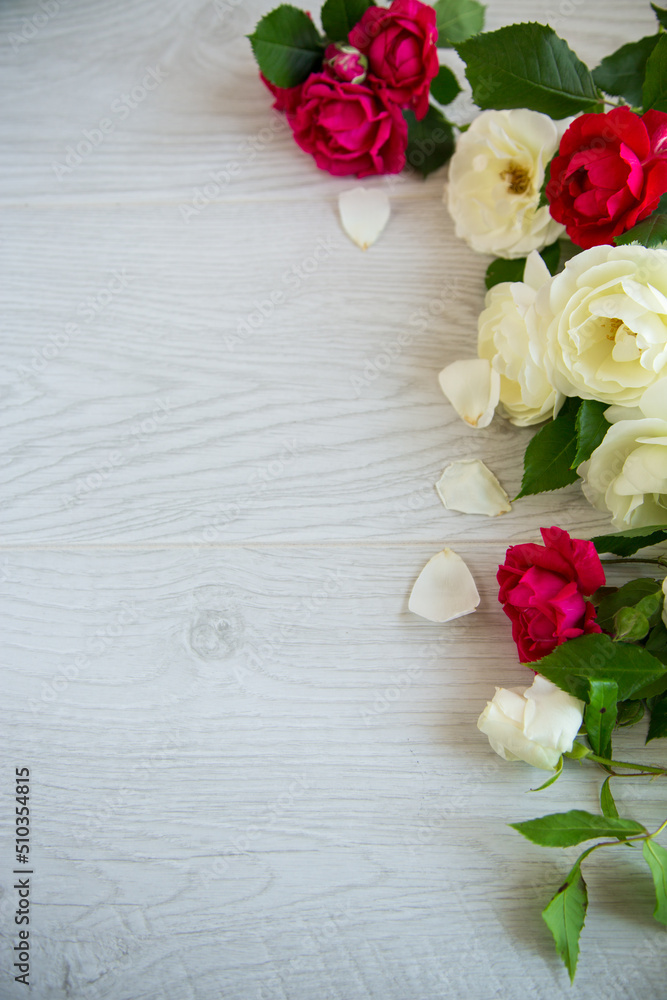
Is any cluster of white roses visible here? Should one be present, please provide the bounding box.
[445,109,667,528]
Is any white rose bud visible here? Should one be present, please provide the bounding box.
[477,674,584,771]
[445,109,567,258]
[579,380,667,528]
[478,251,561,426]
[537,244,667,408]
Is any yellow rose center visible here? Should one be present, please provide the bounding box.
[605,317,625,341]
[501,161,531,195]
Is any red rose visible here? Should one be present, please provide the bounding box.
[348,0,438,120]
[497,527,605,664]
[547,107,667,249]
[289,72,407,177]
[260,74,303,116]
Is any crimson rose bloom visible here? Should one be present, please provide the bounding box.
[260,74,303,116]
[547,107,667,249]
[498,527,605,664]
[289,72,407,177]
[348,0,438,120]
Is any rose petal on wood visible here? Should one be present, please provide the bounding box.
[338,187,391,250]
[438,358,500,428]
[436,459,511,516]
[408,548,480,622]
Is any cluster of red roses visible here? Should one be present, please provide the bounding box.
[263,0,439,177]
[498,527,605,664]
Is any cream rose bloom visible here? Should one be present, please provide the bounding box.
[477,674,584,771]
[478,251,561,426]
[579,380,667,527]
[445,109,567,258]
[537,245,667,407]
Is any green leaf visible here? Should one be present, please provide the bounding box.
[591,525,667,556]
[248,5,324,88]
[484,256,526,290]
[530,755,563,792]
[615,207,667,248]
[616,698,645,727]
[515,396,580,499]
[585,679,617,758]
[652,3,667,30]
[537,155,553,210]
[430,64,462,105]
[593,35,660,108]
[540,239,561,275]
[572,399,609,469]
[600,776,619,819]
[643,839,667,924]
[456,23,599,118]
[542,857,588,983]
[535,633,667,704]
[320,0,372,42]
[511,809,646,848]
[566,741,592,760]
[484,240,561,291]
[404,106,455,178]
[647,693,667,742]
[434,0,485,48]
[646,621,667,666]
[643,33,667,111]
[596,579,662,633]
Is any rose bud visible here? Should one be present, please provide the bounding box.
[324,43,368,85]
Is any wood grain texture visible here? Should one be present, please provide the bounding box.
[2,547,666,1000]
[1,1,664,998]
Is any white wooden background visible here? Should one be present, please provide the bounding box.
[1,1,666,997]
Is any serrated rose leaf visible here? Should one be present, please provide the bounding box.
[591,525,667,557]
[321,0,373,41]
[535,633,667,704]
[456,23,598,117]
[515,396,580,498]
[408,548,480,622]
[584,679,617,758]
[600,776,619,819]
[438,358,500,428]
[542,858,588,982]
[435,459,511,516]
[511,809,646,848]
[248,5,324,88]
[434,0,485,47]
[643,33,667,111]
[338,188,391,250]
[643,839,667,924]
[593,35,660,109]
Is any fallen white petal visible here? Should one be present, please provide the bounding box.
[438,358,500,428]
[436,459,511,516]
[338,187,391,250]
[408,548,480,622]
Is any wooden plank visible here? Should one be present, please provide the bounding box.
[1,199,613,545]
[1,545,665,999]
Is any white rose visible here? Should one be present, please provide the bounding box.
[579,380,667,527]
[477,674,584,771]
[445,109,567,258]
[537,244,667,407]
[478,251,561,426]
